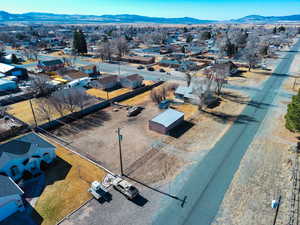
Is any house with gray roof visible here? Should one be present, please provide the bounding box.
[149,109,184,134]
[0,132,56,181]
[0,175,24,222]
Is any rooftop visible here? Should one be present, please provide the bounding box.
[0,175,23,198]
[0,132,56,168]
[151,109,184,127]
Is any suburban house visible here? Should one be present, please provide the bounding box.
[120,74,144,89]
[149,109,184,134]
[37,59,64,72]
[0,63,28,80]
[0,175,24,222]
[0,132,56,181]
[120,55,155,65]
[78,65,98,76]
[57,69,89,81]
[0,132,56,222]
[174,86,198,104]
[94,75,119,90]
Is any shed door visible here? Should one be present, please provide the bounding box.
[0,201,18,221]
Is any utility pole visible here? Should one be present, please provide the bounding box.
[29,99,38,128]
[117,128,124,176]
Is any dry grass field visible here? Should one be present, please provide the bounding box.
[86,88,131,100]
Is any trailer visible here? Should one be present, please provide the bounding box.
[88,181,110,201]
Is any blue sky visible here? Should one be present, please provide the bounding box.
[2,0,300,20]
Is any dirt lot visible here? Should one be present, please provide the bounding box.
[49,96,185,184]
[48,87,248,185]
[33,139,106,225]
[228,67,273,87]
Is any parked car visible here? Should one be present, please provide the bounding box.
[137,65,145,70]
[147,67,155,71]
[159,68,166,73]
[127,106,143,117]
[112,177,139,200]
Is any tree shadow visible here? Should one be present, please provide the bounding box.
[202,110,257,124]
[221,92,274,109]
[51,110,111,137]
[169,121,194,138]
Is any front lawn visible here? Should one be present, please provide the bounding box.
[34,142,106,225]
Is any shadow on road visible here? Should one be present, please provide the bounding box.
[202,110,257,124]
[222,92,275,109]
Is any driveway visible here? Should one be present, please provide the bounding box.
[60,185,163,225]
[153,39,300,225]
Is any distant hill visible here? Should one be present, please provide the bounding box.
[0,11,215,24]
[232,14,300,23]
[0,11,300,24]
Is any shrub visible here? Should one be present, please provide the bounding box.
[285,90,300,132]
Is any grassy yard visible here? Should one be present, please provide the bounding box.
[86,88,131,100]
[7,99,77,126]
[34,142,106,225]
[120,90,151,106]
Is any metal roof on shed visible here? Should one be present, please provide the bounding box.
[150,109,184,128]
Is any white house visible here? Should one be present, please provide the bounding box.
[0,132,56,181]
[0,175,24,222]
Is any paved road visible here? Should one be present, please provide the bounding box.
[153,39,300,225]
[6,49,186,81]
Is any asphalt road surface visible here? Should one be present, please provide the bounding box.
[153,40,300,225]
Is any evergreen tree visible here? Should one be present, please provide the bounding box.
[11,54,19,64]
[73,30,87,55]
[285,90,300,132]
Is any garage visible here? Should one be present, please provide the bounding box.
[149,109,184,134]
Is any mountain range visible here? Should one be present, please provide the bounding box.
[0,11,300,24]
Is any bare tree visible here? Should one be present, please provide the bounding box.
[212,63,230,95]
[35,98,54,123]
[192,77,214,110]
[114,38,129,58]
[29,75,53,97]
[48,92,66,117]
[99,41,113,61]
[150,87,167,104]
[242,35,262,71]
[73,88,93,110]
[60,88,79,113]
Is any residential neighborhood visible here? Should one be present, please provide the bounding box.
[0,2,299,225]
